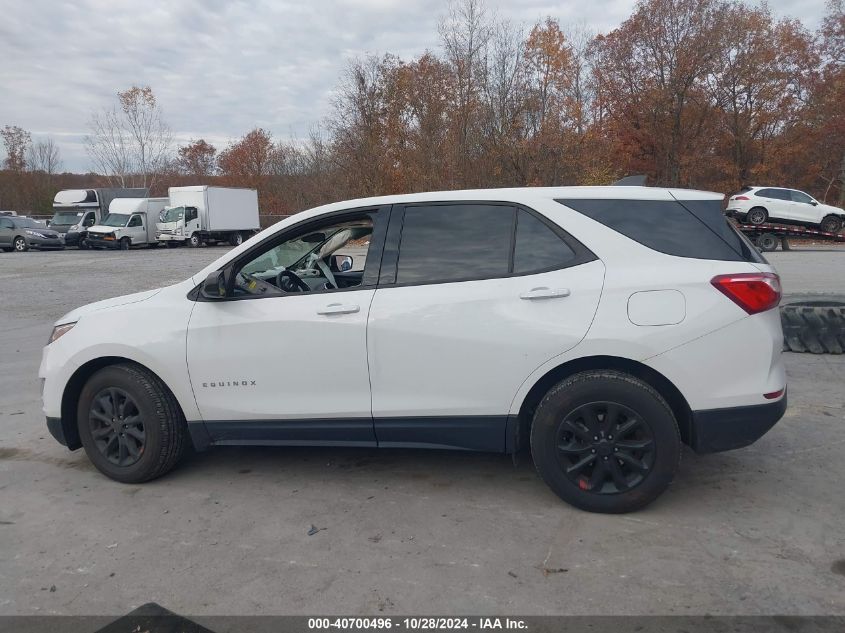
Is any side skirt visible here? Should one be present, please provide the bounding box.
[186,416,510,453]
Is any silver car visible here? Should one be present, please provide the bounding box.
[0,216,65,252]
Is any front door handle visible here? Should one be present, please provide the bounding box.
[520,287,571,301]
[317,303,360,315]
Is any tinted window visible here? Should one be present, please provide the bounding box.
[757,189,789,200]
[397,204,513,284]
[557,198,752,262]
[513,210,576,273]
[0,218,12,229]
[790,190,813,204]
[128,215,142,227]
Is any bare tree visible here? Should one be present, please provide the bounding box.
[85,86,172,188]
[27,138,63,175]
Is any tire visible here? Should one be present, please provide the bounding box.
[77,363,187,483]
[228,232,243,247]
[119,237,131,251]
[188,234,201,248]
[530,370,681,513]
[781,302,845,354]
[747,207,768,225]
[820,215,843,234]
[13,236,28,252]
[757,233,778,252]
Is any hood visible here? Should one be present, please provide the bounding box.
[56,288,162,325]
[819,202,845,215]
[27,228,60,238]
[87,224,121,235]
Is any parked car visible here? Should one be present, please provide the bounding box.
[87,198,167,250]
[726,186,845,233]
[40,186,785,513]
[0,216,64,252]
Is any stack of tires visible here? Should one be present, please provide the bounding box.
[781,295,845,354]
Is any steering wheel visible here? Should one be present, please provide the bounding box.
[275,269,311,293]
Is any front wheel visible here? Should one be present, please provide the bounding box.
[820,215,843,234]
[77,363,187,483]
[188,234,201,248]
[530,370,681,513]
[13,236,28,252]
[119,237,131,251]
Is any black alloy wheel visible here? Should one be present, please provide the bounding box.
[88,387,146,467]
[555,401,655,494]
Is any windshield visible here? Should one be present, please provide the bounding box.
[101,213,130,227]
[51,211,84,225]
[15,218,46,229]
[161,206,185,223]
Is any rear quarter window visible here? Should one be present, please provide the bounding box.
[557,198,765,263]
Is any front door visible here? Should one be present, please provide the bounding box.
[186,207,387,445]
[127,214,145,244]
[367,202,605,451]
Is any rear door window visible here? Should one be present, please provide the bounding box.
[758,189,789,200]
[396,204,513,285]
[557,198,765,263]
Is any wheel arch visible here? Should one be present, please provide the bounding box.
[511,355,693,454]
[60,356,186,450]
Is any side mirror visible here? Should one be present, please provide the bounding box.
[811,201,818,206]
[200,270,228,300]
[334,255,353,272]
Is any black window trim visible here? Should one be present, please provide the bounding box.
[190,204,391,302]
[378,200,597,290]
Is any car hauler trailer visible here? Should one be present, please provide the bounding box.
[735,221,845,251]
[50,188,148,248]
[156,186,259,247]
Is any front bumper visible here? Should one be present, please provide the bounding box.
[87,234,120,249]
[28,235,65,249]
[689,392,787,454]
[63,231,85,247]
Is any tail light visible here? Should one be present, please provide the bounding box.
[734,195,750,200]
[711,272,781,314]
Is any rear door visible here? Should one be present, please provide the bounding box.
[0,218,12,247]
[757,188,793,221]
[366,202,604,450]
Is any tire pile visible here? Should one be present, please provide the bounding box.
[781,295,845,354]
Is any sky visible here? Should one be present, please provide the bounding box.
[0,0,830,172]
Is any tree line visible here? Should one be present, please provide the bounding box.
[2,0,843,216]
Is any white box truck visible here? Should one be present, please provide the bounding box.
[156,186,260,247]
[86,198,168,250]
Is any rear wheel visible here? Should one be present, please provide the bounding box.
[747,207,768,225]
[757,233,778,251]
[13,236,27,252]
[820,215,842,234]
[77,363,187,483]
[228,232,243,247]
[530,370,681,513]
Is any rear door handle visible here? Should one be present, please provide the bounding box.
[317,303,360,315]
[520,287,571,301]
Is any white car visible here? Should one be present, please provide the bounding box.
[40,187,786,513]
[726,186,844,233]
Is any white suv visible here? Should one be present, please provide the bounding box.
[40,187,786,513]
[726,186,844,233]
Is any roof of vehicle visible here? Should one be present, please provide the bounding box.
[307,186,724,217]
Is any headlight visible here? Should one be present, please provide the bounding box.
[70,224,80,231]
[48,322,77,344]
[25,230,40,236]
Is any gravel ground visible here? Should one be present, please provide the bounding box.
[1,246,844,616]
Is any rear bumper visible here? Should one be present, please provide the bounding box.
[689,393,787,454]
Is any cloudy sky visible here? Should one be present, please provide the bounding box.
[0,0,829,172]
